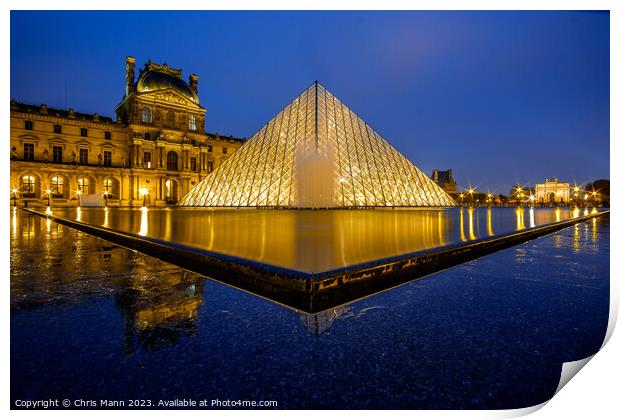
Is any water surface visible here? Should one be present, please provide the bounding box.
[50,206,593,272]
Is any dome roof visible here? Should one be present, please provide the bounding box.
[136,70,199,104]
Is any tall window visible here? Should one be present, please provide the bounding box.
[51,176,64,197]
[189,115,197,131]
[190,156,197,172]
[103,151,112,166]
[166,151,178,171]
[141,106,152,123]
[81,128,88,137]
[52,146,63,163]
[54,124,62,134]
[25,120,33,130]
[206,161,214,173]
[22,175,36,197]
[23,143,34,161]
[77,177,90,194]
[207,145,213,153]
[79,148,88,164]
[105,131,111,140]
[222,147,227,154]
[143,151,152,168]
[103,178,117,197]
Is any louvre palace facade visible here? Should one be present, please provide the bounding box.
[10,56,244,207]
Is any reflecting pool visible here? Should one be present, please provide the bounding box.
[10,209,609,409]
[50,207,594,272]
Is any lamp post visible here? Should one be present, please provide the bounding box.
[103,191,108,207]
[76,190,82,207]
[572,185,581,207]
[45,189,51,206]
[12,188,18,207]
[467,188,475,207]
[140,187,149,207]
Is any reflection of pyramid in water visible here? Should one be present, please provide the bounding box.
[179,82,456,208]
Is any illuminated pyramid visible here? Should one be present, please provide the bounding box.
[179,82,456,208]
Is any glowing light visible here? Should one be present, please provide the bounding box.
[12,188,17,194]
[45,207,52,215]
[138,207,149,236]
[139,187,149,197]
[515,208,525,230]
[467,207,476,240]
[178,82,455,208]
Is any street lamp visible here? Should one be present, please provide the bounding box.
[467,187,476,206]
[140,187,149,207]
[103,191,109,207]
[458,193,464,206]
[76,190,82,207]
[45,189,51,206]
[12,188,18,207]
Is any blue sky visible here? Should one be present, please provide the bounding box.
[10,10,609,194]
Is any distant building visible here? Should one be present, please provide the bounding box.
[535,178,570,204]
[431,169,457,193]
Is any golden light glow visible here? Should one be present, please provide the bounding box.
[139,187,149,197]
[45,207,52,215]
[459,208,467,242]
[179,82,455,208]
[138,207,149,236]
[486,207,494,236]
[515,208,525,231]
[467,207,476,240]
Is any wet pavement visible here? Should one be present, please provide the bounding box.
[10,209,609,409]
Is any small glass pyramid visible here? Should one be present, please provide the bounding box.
[179,82,456,208]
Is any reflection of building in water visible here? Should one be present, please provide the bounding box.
[299,306,350,336]
[431,169,457,193]
[115,266,205,354]
[535,178,570,204]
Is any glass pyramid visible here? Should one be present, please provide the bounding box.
[179,82,456,208]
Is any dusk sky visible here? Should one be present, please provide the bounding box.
[10,10,609,194]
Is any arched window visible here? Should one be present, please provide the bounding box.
[103,177,119,197]
[77,177,90,194]
[188,115,197,131]
[166,151,178,171]
[51,176,64,197]
[141,106,152,123]
[22,175,36,197]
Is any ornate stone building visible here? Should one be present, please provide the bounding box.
[10,56,245,207]
[431,169,457,194]
[534,178,570,204]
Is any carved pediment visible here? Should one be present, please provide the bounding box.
[138,89,202,109]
